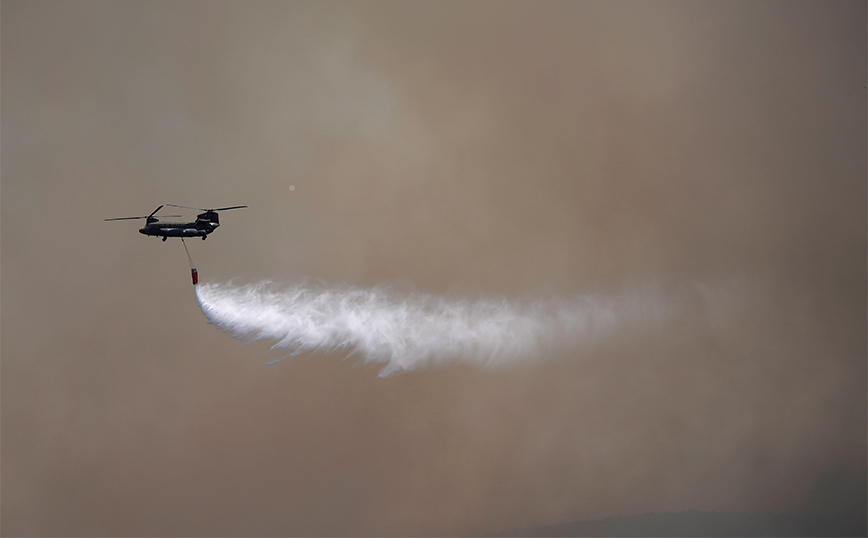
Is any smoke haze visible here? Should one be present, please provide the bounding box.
[2,1,865,536]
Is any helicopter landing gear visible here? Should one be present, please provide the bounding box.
[162,236,167,242]
[202,236,207,241]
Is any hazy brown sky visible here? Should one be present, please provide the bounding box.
[2,1,865,536]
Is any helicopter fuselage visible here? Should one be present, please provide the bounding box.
[139,220,217,240]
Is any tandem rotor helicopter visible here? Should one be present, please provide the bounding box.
[105,204,247,241]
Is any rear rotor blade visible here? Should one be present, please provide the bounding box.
[166,204,247,212]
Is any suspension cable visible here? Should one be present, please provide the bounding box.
[182,238,198,285]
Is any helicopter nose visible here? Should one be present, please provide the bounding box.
[139,228,147,234]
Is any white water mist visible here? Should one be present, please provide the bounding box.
[194,279,692,376]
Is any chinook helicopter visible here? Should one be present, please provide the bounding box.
[105,204,247,241]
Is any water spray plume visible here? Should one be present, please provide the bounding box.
[192,279,700,376]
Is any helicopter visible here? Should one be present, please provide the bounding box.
[105,204,247,241]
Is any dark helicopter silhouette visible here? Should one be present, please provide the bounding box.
[105,204,247,241]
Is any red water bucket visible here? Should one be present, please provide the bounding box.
[191,268,199,285]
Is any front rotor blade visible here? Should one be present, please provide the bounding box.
[147,205,165,219]
[211,205,247,211]
[165,204,204,211]
[105,213,181,221]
